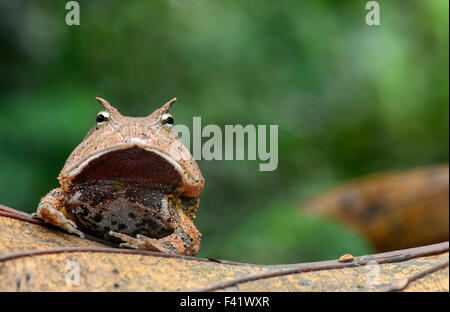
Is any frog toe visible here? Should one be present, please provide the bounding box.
[109,231,169,253]
[37,203,84,238]
[118,242,140,250]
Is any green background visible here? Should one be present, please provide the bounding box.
[0,0,448,264]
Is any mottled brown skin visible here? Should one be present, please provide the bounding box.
[35,97,204,255]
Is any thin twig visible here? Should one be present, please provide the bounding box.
[0,246,243,265]
[1,204,449,283]
[191,242,449,292]
[386,260,449,292]
[0,210,118,247]
[0,210,42,225]
[0,206,247,266]
[0,204,30,217]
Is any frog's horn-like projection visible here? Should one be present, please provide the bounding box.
[161,97,177,112]
[95,97,122,119]
[146,97,177,121]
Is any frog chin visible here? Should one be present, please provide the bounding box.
[59,142,194,195]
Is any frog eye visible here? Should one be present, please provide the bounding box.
[96,111,109,123]
[161,112,174,129]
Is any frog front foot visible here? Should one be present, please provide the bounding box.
[36,188,85,239]
[109,231,191,255]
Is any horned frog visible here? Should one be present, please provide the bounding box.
[34,97,203,256]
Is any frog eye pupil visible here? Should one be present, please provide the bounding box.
[166,116,174,124]
[96,114,105,123]
[162,113,174,126]
[96,111,110,123]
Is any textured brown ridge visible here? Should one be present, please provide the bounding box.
[0,205,448,292]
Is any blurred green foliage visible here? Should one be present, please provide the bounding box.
[0,0,448,264]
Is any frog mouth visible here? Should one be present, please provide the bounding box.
[61,143,192,195]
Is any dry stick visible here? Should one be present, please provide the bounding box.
[191,242,450,292]
[0,206,122,247]
[0,204,32,218]
[386,260,449,292]
[0,210,118,247]
[1,205,449,286]
[0,210,42,225]
[0,246,242,265]
[0,207,247,266]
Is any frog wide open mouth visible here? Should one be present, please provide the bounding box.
[61,143,191,196]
